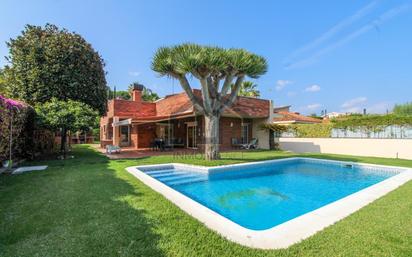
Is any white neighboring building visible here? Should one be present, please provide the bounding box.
[324,112,347,119]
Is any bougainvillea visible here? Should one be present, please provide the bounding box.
[0,95,33,163]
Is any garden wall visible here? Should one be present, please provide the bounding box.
[278,138,412,160]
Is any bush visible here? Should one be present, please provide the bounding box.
[0,95,54,163]
[92,127,100,142]
[289,124,333,138]
[1,96,33,163]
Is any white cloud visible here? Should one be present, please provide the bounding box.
[341,97,368,113]
[276,80,293,91]
[367,101,392,114]
[285,1,377,61]
[128,71,140,77]
[306,103,322,110]
[341,97,367,108]
[305,84,321,92]
[285,4,411,69]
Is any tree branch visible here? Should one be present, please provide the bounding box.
[208,76,220,111]
[220,73,235,96]
[174,74,205,114]
[200,77,213,114]
[219,75,244,112]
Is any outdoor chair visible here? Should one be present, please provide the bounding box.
[241,138,258,150]
[106,145,121,154]
[231,138,243,149]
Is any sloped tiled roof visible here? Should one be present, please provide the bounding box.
[106,89,270,122]
[223,96,269,118]
[155,91,195,116]
[272,111,322,124]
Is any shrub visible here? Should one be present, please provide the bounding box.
[288,124,333,138]
[0,95,33,163]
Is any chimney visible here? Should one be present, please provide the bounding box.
[131,83,144,102]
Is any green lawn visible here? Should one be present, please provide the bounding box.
[1,145,412,257]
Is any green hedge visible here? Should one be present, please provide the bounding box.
[288,124,333,138]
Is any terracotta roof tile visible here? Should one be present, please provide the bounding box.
[105,89,270,120]
[272,111,322,123]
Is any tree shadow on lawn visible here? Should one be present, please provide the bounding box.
[0,145,166,257]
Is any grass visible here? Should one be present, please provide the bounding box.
[1,145,411,257]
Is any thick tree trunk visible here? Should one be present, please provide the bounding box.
[204,115,220,160]
[61,127,67,159]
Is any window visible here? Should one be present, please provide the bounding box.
[156,123,173,144]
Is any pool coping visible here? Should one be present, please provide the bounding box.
[126,157,412,249]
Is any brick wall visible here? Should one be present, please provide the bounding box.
[113,100,156,118]
[137,123,156,148]
[130,125,138,149]
[124,117,254,150]
[219,117,253,149]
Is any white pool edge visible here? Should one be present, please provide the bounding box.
[126,157,412,249]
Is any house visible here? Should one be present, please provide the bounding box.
[100,85,274,150]
[323,112,347,119]
[272,105,322,124]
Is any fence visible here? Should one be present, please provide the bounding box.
[278,137,412,160]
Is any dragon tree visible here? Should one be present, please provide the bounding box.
[152,44,267,160]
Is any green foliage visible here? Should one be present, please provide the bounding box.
[1,145,412,257]
[4,24,108,114]
[283,114,412,138]
[152,44,267,160]
[289,124,333,138]
[260,123,288,134]
[107,83,160,102]
[0,69,6,94]
[109,90,131,100]
[332,114,412,131]
[0,97,36,162]
[35,98,98,132]
[393,102,412,115]
[236,81,260,97]
[152,44,267,78]
[92,127,100,142]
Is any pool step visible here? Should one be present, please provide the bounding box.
[159,173,203,183]
[168,177,208,186]
[151,171,189,179]
[144,168,207,186]
[145,169,176,176]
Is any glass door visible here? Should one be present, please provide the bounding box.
[241,124,249,144]
[187,125,197,148]
[120,125,130,146]
[157,124,173,145]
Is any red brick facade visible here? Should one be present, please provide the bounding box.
[100,88,269,149]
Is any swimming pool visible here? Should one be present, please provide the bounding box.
[126,158,412,249]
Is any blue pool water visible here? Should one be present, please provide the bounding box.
[140,159,398,230]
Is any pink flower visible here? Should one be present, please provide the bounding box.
[0,95,24,110]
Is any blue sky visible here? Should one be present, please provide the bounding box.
[1,0,411,114]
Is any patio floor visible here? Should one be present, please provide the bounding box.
[93,145,244,159]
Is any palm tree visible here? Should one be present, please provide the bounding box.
[237,81,260,98]
[152,44,267,160]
